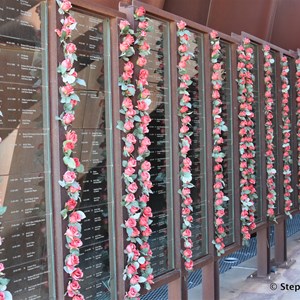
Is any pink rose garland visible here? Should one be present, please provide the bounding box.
[237,38,257,244]
[210,30,228,256]
[262,45,277,221]
[280,56,293,217]
[177,20,194,270]
[117,7,154,300]
[56,1,86,299]
[296,57,300,203]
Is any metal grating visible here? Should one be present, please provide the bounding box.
[141,214,300,299]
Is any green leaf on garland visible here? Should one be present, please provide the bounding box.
[116,120,124,131]
[77,164,84,173]
[76,78,86,87]
[0,206,7,215]
[60,208,68,219]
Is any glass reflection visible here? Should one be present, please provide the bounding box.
[186,30,208,258]
[69,10,112,299]
[0,1,53,299]
[146,16,173,276]
[219,40,234,246]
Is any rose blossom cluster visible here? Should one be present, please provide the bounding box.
[177,20,194,271]
[281,56,293,217]
[56,1,86,299]
[237,38,257,244]
[210,30,228,256]
[263,45,277,221]
[296,57,300,203]
[118,8,154,300]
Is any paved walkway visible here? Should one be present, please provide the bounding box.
[189,230,300,300]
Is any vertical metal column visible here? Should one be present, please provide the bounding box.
[256,227,270,277]
[202,260,220,300]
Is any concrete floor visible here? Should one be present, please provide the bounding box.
[189,230,300,300]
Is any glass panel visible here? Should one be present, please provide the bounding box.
[187,30,208,258]
[146,15,174,276]
[251,42,263,222]
[219,40,234,246]
[69,10,113,299]
[0,1,55,299]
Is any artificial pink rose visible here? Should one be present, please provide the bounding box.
[69,184,81,194]
[141,171,150,181]
[61,0,72,12]
[66,43,77,54]
[182,229,192,237]
[216,218,224,226]
[184,197,192,206]
[63,113,75,125]
[124,167,135,176]
[181,146,190,155]
[0,263,4,272]
[63,141,75,152]
[67,280,81,297]
[65,226,80,239]
[73,157,80,168]
[127,264,137,275]
[139,215,149,227]
[210,30,218,39]
[138,145,148,155]
[130,275,140,285]
[128,182,138,193]
[135,6,146,17]
[124,120,134,131]
[69,211,84,223]
[178,44,188,53]
[140,88,150,98]
[126,243,136,254]
[124,34,134,46]
[138,21,149,29]
[72,294,85,300]
[122,97,133,109]
[141,137,151,146]
[139,69,149,80]
[126,133,136,144]
[141,161,151,171]
[63,171,76,183]
[122,72,131,81]
[65,130,78,143]
[144,180,153,189]
[137,56,147,67]
[183,249,192,258]
[217,226,225,234]
[125,193,135,203]
[127,157,137,168]
[119,19,130,30]
[61,58,73,70]
[124,144,134,154]
[179,60,186,69]
[120,42,129,52]
[140,195,149,203]
[139,41,150,51]
[147,274,154,284]
[71,268,84,280]
[177,20,186,30]
[61,84,74,96]
[137,100,149,111]
[130,206,139,216]
[65,198,77,210]
[142,226,152,237]
[124,61,134,73]
[127,286,138,298]
[125,217,137,228]
[182,188,190,196]
[143,206,153,217]
[180,125,189,134]
[66,254,80,270]
[182,207,191,215]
